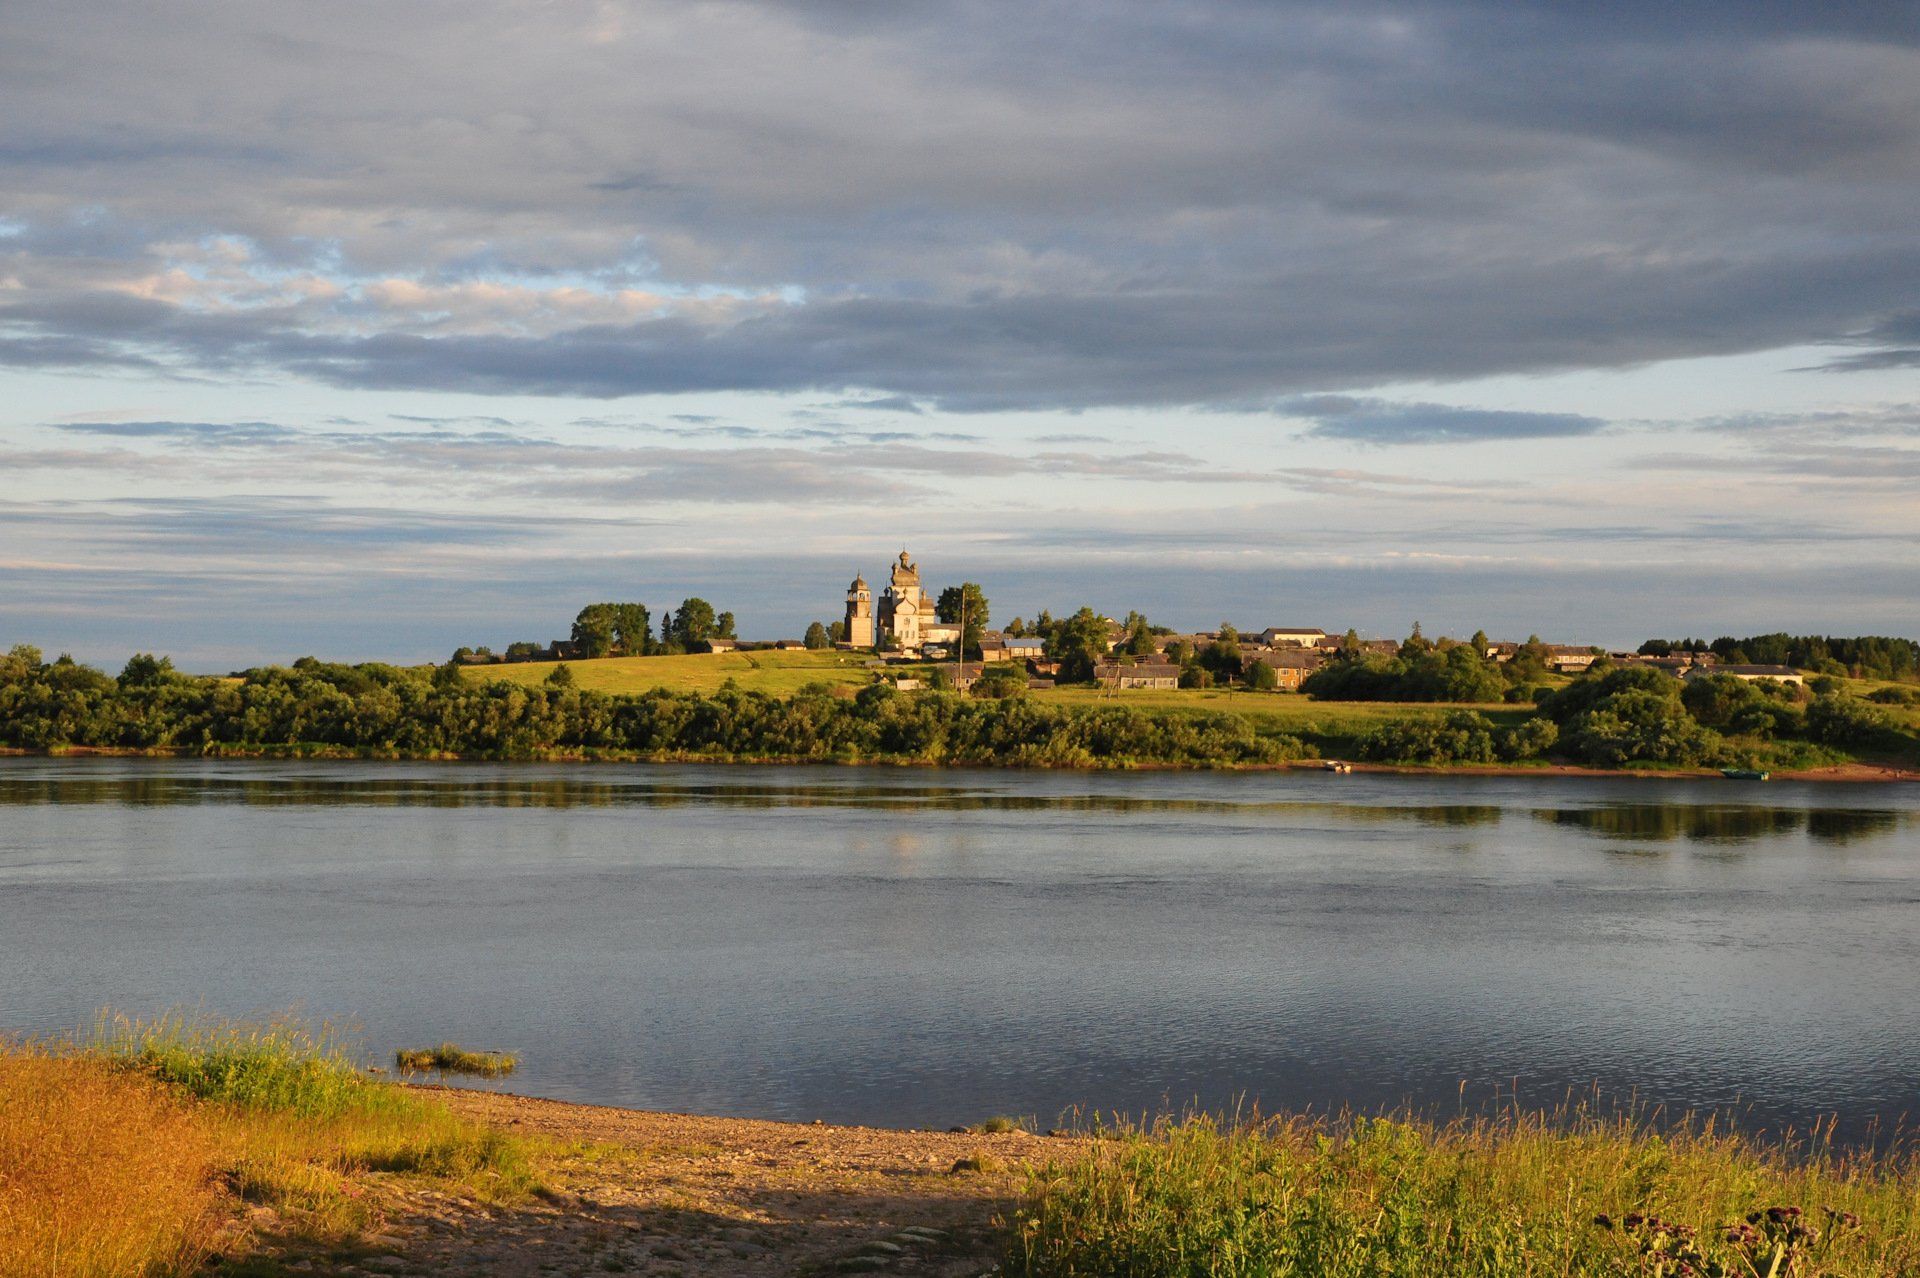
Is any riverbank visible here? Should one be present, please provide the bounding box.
[320,1088,1048,1277]
[5,744,1916,782]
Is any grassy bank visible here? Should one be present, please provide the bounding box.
[1010,1111,1920,1277]
[0,1013,543,1277]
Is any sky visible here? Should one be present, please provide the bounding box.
[4,1,1919,670]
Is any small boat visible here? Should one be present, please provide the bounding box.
[1322,760,1352,773]
[1720,768,1770,781]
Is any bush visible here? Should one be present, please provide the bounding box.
[1494,716,1559,761]
[1357,712,1498,765]
[1562,689,1724,767]
[1803,695,1891,747]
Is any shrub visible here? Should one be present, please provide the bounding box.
[1803,695,1891,747]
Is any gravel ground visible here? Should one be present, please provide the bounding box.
[242,1088,1071,1278]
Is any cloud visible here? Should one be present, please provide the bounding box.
[1278,396,1607,444]
[1,3,1917,409]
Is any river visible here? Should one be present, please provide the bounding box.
[3,758,1916,1141]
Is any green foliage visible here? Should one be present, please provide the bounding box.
[1243,660,1278,691]
[572,602,652,658]
[394,1043,518,1078]
[1121,612,1159,659]
[1302,639,1504,703]
[665,597,718,647]
[1049,607,1112,684]
[1868,685,1920,706]
[973,666,1030,699]
[1563,689,1725,768]
[1358,711,1498,764]
[544,663,575,688]
[1803,694,1890,747]
[93,1010,372,1119]
[936,582,991,658]
[803,621,830,649]
[1007,1112,1918,1278]
[116,653,176,689]
[1642,632,1919,680]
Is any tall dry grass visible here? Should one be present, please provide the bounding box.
[1,1011,544,1276]
[0,1049,224,1278]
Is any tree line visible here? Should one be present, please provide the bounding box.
[0,645,1287,767]
[1637,633,1919,681]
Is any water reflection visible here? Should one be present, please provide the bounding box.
[1533,805,1909,845]
[0,772,1507,828]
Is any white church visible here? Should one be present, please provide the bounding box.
[843,551,962,652]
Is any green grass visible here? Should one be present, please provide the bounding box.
[395,1041,519,1077]
[1009,1110,1920,1278]
[466,648,876,696]
[92,1008,374,1119]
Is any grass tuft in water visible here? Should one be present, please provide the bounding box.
[394,1042,519,1077]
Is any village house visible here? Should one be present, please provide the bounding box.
[1258,627,1327,648]
[1246,648,1326,690]
[1093,661,1181,689]
[1003,636,1046,661]
[1682,663,1804,686]
[1544,645,1603,673]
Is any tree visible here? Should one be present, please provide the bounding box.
[0,644,44,682]
[1049,607,1111,684]
[828,619,848,644]
[1244,659,1278,691]
[1203,624,1243,684]
[935,583,990,659]
[715,611,737,640]
[117,653,175,689]
[571,604,618,658]
[570,602,650,657]
[545,663,575,688]
[1122,612,1157,658]
[803,622,830,650]
[610,604,652,653]
[1400,622,1433,658]
[667,598,717,646]
[1005,617,1027,638]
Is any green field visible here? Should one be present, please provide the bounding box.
[465,652,1537,748]
[464,648,878,696]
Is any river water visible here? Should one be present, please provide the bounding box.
[3,758,1916,1140]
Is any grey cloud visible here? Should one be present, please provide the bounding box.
[2,2,1918,410]
[54,419,299,445]
[1279,396,1607,444]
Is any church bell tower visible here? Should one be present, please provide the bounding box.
[844,574,874,648]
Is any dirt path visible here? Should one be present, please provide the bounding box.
[253,1090,1069,1277]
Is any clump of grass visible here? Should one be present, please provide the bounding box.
[1008,1109,1920,1277]
[92,1008,369,1117]
[0,1046,226,1277]
[973,1115,1031,1134]
[394,1042,519,1078]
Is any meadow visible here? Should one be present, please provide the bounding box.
[463,648,875,696]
